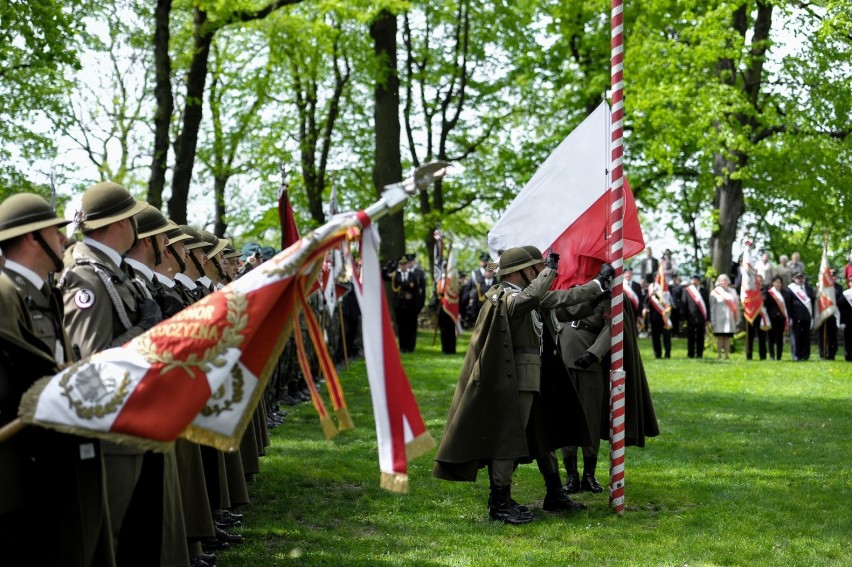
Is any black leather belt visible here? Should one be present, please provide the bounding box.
[568,320,602,334]
[513,347,540,355]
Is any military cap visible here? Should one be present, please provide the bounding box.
[240,242,262,261]
[178,225,209,251]
[164,221,191,245]
[792,270,805,278]
[134,205,171,239]
[520,245,545,263]
[405,253,417,262]
[222,246,242,260]
[0,193,70,242]
[261,245,276,261]
[691,274,702,280]
[76,181,147,231]
[496,247,539,276]
[198,229,228,258]
[478,252,491,262]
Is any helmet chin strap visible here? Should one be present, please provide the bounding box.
[211,257,227,281]
[520,268,532,288]
[33,231,64,272]
[151,236,163,267]
[188,250,205,277]
[170,246,186,273]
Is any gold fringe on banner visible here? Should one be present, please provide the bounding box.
[320,415,338,440]
[335,407,355,431]
[405,432,436,461]
[380,471,410,494]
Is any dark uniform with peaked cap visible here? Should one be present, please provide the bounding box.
[0,193,115,566]
[383,253,426,353]
[59,181,165,565]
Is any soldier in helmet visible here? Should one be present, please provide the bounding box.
[59,181,164,564]
[0,192,114,565]
[174,225,208,302]
[434,246,611,524]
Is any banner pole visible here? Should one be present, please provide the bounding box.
[609,0,627,514]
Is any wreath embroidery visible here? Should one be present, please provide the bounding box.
[60,361,132,420]
[136,288,248,378]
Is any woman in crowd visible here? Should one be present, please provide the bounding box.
[710,273,740,359]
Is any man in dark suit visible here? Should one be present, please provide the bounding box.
[764,275,789,360]
[786,270,815,361]
[680,274,710,358]
[639,248,659,284]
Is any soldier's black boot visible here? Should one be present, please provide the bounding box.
[488,485,534,525]
[542,473,586,512]
[563,456,581,494]
[580,456,604,493]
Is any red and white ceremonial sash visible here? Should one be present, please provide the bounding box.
[844,288,852,309]
[685,284,707,320]
[353,218,435,493]
[768,287,789,331]
[712,287,739,320]
[649,290,672,329]
[623,283,640,311]
[788,282,813,317]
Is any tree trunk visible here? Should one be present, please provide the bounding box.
[169,7,213,224]
[147,0,172,210]
[213,175,229,237]
[709,150,746,278]
[370,9,404,263]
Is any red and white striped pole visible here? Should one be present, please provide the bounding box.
[608,0,627,514]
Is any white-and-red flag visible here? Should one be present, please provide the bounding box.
[487,102,644,288]
[353,219,435,493]
[438,244,462,335]
[740,241,763,324]
[815,244,837,328]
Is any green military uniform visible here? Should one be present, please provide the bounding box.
[157,227,218,552]
[0,193,114,566]
[554,292,660,492]
[125,206,191,567]
[59,182,164,565]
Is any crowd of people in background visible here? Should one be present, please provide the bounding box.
[442,246,852,363]
[618,247,851,362]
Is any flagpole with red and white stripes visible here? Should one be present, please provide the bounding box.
[608,0,627,514]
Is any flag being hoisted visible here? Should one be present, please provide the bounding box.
[487,103,644,289]
[815,243,837,328]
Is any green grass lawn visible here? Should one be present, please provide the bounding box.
[222,331,851,566]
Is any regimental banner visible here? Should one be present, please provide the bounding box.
[814,245,837,328]
[20,217,355,452]
[740,243,763,324]
[438,245,462,335]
